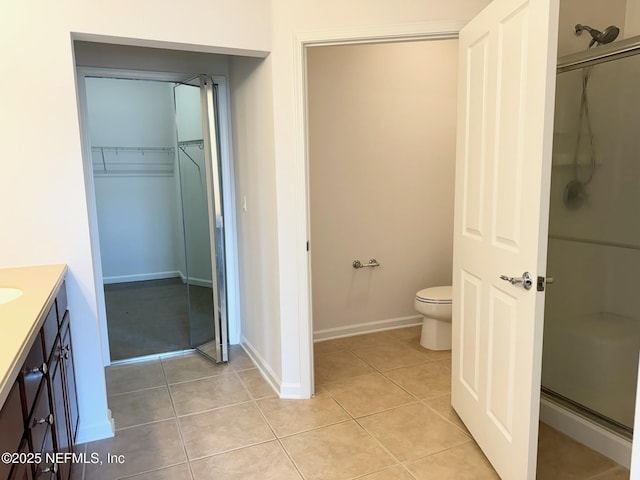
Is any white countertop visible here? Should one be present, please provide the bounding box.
[0,264,67,406]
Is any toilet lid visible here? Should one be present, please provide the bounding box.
[416,286,452,304]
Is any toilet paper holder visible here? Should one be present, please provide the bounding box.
[353,259,380,269]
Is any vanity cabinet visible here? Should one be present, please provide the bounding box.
[0,280,78,480]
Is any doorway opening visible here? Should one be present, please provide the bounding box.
[77,68,238,365]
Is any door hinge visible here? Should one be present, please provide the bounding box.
[306,241,310,252]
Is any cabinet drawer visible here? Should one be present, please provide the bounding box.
[41,307,58,363]
[0,383,23,480]
[19,334,45,418]
[27,381,53,456]
[8,439,34,480]
[55,281,67,326]
[32,425,56,480]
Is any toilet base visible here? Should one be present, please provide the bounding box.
[420,316,452,351]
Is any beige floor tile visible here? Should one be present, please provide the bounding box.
[588,467,630,480]
[405,441,498,479]
[324,372,416,417]
[256,392,350,437]
[179,402,274,459]
[119,463,193,479]
[352,342,433,370]
[385,325,422,341]
[190,441,301,480]
[109,386,174,430]
[169,373,250,416]
[358,403,470,462]
[423,393,468,432]
[106,360,166,395]
[314,350,375,386]
[162,353,231,384]
[339,332,402,349]
[356,465,415,479]
[384,360,451,399]
[281,421,396,480]
[537,423,619,480]
[84,419,186,480]
[404,337,452,361]
[237,368,277,399]
[228,345,256,371]
[313,338,348,355]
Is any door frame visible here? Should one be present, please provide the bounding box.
[293,21,466,397]
[76,66,241,365]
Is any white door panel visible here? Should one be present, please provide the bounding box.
[452,0,559,478]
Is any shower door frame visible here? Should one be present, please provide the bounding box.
[76,66,240,366]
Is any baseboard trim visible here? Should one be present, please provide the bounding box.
[240,337,282,397]
[313,315,422,342]
[103,271,180,284]
[103,271,213,288]
[76,413,115,444]
[540,395,631,468]
[184,276,213,288]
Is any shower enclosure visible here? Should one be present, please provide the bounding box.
[542,34,640,437]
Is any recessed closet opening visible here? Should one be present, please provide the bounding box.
[74,41,242,366]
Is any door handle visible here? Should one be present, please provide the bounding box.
[499,271,533,290]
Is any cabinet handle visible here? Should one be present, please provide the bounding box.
[40,463,58,474]
[34,413,54,426]
[29,363,48,376]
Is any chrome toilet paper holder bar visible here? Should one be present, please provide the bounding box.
[353,259,380,269]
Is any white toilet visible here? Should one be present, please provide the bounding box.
[414,286,452,350]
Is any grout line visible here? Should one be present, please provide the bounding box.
[108,383,169,397]
[186,438,276,462]
[351,417,404,465]
[113,415,181,433]
[420,398,472,437]
[275,437,307,480]
[115,462,191,479]
[159,358,196,480]
[163,370,238,387]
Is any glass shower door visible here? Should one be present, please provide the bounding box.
[174,76,228,363]
[542,51,640,435]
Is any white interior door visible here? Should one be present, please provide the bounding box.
[451,0,559,478]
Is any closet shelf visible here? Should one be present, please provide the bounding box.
[91,145,175,176]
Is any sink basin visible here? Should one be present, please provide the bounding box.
[0,287,23,305]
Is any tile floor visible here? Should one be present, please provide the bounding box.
[75,327,630,479]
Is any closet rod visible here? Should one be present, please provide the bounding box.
[177,139,204,147]
[91,145,175,153]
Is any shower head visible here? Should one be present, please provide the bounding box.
[575,24,620,48]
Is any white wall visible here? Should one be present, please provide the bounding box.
[269,0,492,396]
[0,0,270,443]
[86,77,183,283]
[307,40,458,335]
[228,55,282,385]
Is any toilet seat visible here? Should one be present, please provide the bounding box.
[416,286,452,305]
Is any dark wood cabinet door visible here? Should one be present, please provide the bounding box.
[0,383,24,480]
[60,318,78,444]
[47,349,70,480]
[8,440,34,480]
